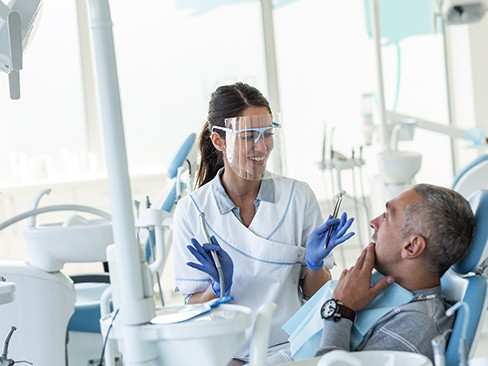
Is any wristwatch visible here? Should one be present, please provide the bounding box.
[320,298,356,322]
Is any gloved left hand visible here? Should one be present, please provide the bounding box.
[186,236,234,297]
[306,212,355,270]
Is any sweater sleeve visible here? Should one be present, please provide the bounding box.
[315,298,450,363]
[315,319,354,356]
[356,309,443,362]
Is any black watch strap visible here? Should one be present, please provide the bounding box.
[321,298,356,322]
[336,301,355,322]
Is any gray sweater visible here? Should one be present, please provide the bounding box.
[315,286,453,362]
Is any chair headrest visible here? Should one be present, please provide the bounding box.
[451,154,488,192]
[452,189,488,275]
[167,133,197,179]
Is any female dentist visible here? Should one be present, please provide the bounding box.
[172,82,354,365]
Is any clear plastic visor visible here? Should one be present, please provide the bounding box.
[212,114,284,180]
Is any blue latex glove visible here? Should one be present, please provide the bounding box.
[186,236,234,297]
[305,212,355,270]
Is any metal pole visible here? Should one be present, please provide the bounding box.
[370,0,388,151]
[85,0,157,364]
[260,0,281,115]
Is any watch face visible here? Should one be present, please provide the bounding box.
[321,299,337,319]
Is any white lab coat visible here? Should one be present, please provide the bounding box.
[172,172,332,359]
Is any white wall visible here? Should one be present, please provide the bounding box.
[1,0,485,221]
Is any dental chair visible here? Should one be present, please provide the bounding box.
[440,189,488,366]
[452,154,488,199]
[144,132,197,268]
[67,132,197,364]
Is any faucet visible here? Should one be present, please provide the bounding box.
[0,326,32,365]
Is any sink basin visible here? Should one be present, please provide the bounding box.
[378,151,422,184]
[23,217,113,272]
[317,350,432,366]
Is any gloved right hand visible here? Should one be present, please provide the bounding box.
[186,236,234,297]
[306,212,355,270]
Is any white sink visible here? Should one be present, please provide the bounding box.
[378,151,422,184]
[23,217,113,272]
[317,350,432,366]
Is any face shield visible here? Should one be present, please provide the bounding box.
[212,114,285,181]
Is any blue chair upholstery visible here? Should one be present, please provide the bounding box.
[68,132,197,334]
[441,189,488,366]
[68,280,110,333]
[145,132,196,262]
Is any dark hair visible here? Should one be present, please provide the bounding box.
[400,183,476,276]
[195,82,271,187]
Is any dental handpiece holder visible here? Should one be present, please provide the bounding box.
[134,207,170,276]
[106,207,168,319]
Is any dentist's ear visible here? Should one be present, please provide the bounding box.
[402,234,427,259]
[211,132,226,152]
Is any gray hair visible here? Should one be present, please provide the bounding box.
[399,183,475,276]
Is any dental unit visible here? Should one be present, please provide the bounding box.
[2,0,488,365]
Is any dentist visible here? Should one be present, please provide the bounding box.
[172,82,354,365]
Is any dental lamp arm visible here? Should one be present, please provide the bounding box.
[386,110,486,145]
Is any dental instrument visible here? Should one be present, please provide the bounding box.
[324,190,346,249]
[200,212,226,299]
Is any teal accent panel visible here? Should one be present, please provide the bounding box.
[364,0,439,43]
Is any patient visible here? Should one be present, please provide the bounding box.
[271,183,476,363]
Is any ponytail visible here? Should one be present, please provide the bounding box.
[195,121,223,188]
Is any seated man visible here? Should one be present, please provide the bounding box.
[274,183,476,364]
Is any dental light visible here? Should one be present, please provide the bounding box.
[0,0,42,99]
[438,0,487,24]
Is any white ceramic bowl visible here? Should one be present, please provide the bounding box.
[378,151,422,184]
[23,218,113,271]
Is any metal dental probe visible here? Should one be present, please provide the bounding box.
[324,190,347,249]
[200,212,225,298]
